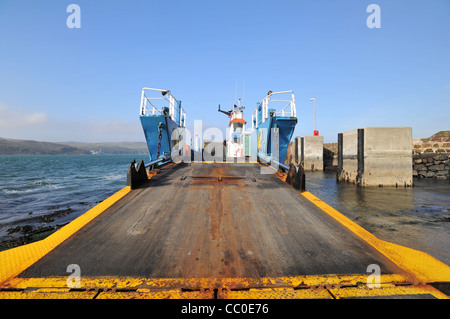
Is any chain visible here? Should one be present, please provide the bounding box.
[157,122,164,158]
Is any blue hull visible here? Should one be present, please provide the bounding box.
[140,114,180,162]
[255,116,297,164]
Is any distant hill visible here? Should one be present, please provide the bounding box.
[430,131,450,139]
[63,142,148,155]
[0,138,89,155]
[0,138,148,155]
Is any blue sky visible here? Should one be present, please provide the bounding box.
[0,0,449,143]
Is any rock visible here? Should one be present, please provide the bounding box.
[433,155,447,161]
[7,226,22,235]
[7,225,34,235]
[425,171,435,178]
[418,170,427,176]
[412,170,418,176]
[428,165,440,171]
[414,159,423,164]
[436,170,449,176]
[414,164,426,171]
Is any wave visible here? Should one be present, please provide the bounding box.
[2,188,37,195]
[2,182,63,195]
[29,180,54,186]
[102,173,124,181]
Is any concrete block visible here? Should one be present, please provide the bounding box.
[337,127,412,187]
[302,136,324,171]
[290,136,324,171]
[286,136,324,170]
[338,129,358,182]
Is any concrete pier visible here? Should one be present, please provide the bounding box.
[337,127,413,187]
[287,136,324,171]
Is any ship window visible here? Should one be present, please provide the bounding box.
[234,123,243,134]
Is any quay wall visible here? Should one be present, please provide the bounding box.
[412,131,450,179]
[412,135,450,154]
[413,154,450,179]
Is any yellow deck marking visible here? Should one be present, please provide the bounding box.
[0,291,99,299]
[224,288,333,299]
[329,284,448,299]
[2,274,409,290]
[0,275,447,299]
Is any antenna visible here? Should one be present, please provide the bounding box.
[234,80,238,104]
[242,80,245,104]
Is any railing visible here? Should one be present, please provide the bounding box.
[252,90,296,131]
[140,88,187,127]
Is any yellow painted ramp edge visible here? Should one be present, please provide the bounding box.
[0,275,447,299]
[301,191,450,284]
[1,286,444,299]
[0,186,131,285]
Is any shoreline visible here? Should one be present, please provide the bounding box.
[0,224,66,252]
[0,204,90,251]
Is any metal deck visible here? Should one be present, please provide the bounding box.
[1,162,448,299]
[18,163,403,278]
